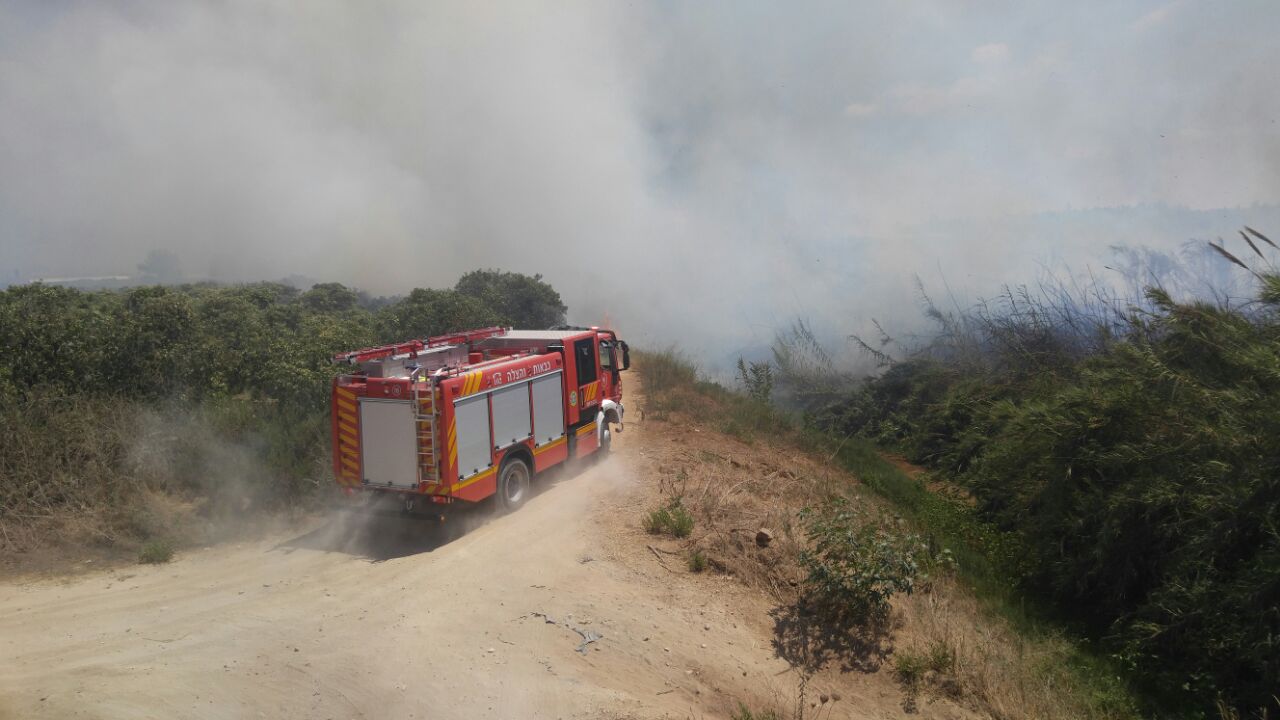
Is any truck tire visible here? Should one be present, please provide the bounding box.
[597,409,619,460]
[598,426,612,458]
[496,456,531,512]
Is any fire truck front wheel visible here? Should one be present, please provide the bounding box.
[496,456,531,512]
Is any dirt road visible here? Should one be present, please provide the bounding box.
[0,382,885,720]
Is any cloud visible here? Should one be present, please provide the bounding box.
[971,42,1011,64]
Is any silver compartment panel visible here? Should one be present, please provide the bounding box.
[531,372,565,446]
[490,382,532,449]
[358,399,419,488]
[454,394,493,479]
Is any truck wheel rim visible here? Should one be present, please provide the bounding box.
[504,462,529,504]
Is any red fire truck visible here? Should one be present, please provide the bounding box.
[331,326,629,513]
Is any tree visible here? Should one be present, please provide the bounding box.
[377,288,501,341]
[136,249,183,284]
[301,283,359,313]
[454,269,566,328]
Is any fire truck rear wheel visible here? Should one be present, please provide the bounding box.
[497,456,531,511]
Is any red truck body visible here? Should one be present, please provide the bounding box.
[331,327,627,509]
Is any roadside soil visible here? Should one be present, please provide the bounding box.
[0,374,969,720]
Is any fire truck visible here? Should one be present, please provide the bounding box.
[331,326,629,514]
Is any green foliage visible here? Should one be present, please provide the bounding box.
[816,271,1280,715]
[894,640,957,691]
[632,348,698,397]
[798,496,924,625]
[688,548,708,572]
[736,357,774,403]
[138,539,174,564]
[642,496,694,538]
[300,282,360,313]
[377,288,501,341]
[454,269,566,329]
[0,270,565,546]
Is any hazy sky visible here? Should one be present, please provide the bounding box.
[2,1,1278,358]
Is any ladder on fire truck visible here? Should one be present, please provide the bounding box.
[410,370,439,486]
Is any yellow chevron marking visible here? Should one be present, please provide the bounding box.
[340,445,359,457]
[336,388,355,402]
[534,437,567,454]
[341,456,359,471]
[337,397,356,413]
[338,411,356,426]
[453,467,495,491]
[339,421,358,437]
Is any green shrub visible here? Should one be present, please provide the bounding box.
[642,497,695,538]
[668,502,694,538]
[138,539,174,564]
[688,549,708,572]
[642,506,673,534]
[798,497,923,625]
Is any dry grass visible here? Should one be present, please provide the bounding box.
[635,362,1137,720]
[897,578,1133,720]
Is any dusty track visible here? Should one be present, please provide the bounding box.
[0,377,867,720]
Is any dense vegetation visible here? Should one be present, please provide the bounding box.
[638,347,1141,719]
[812,238,1280,717]
[0,270,565,551]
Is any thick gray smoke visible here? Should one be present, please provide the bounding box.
[2,1,1278,366]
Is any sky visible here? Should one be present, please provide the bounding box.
[2,1,1278,363]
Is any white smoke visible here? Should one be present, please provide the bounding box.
[2,1,1278,366]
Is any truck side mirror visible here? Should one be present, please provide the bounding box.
[620,341,631,371]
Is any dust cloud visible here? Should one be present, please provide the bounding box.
[2,1,1279,367]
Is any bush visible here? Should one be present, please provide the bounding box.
[688,549,708,572]
[798,497,924,625]
[642,497,694,538]
[814,250,1280,714]
[138,539,174,564]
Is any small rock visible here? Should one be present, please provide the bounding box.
[486,648,495,653]
[703,624,710,631]
[755,529,774,547]
[820,694,830,704]
[700,643,707,649]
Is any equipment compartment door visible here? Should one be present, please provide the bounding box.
[454,394,494,479]
[358,399,419,489]
[531,372,565,446]
[490,382,532,450]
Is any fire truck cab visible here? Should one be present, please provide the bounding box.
[331,326,629,513]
